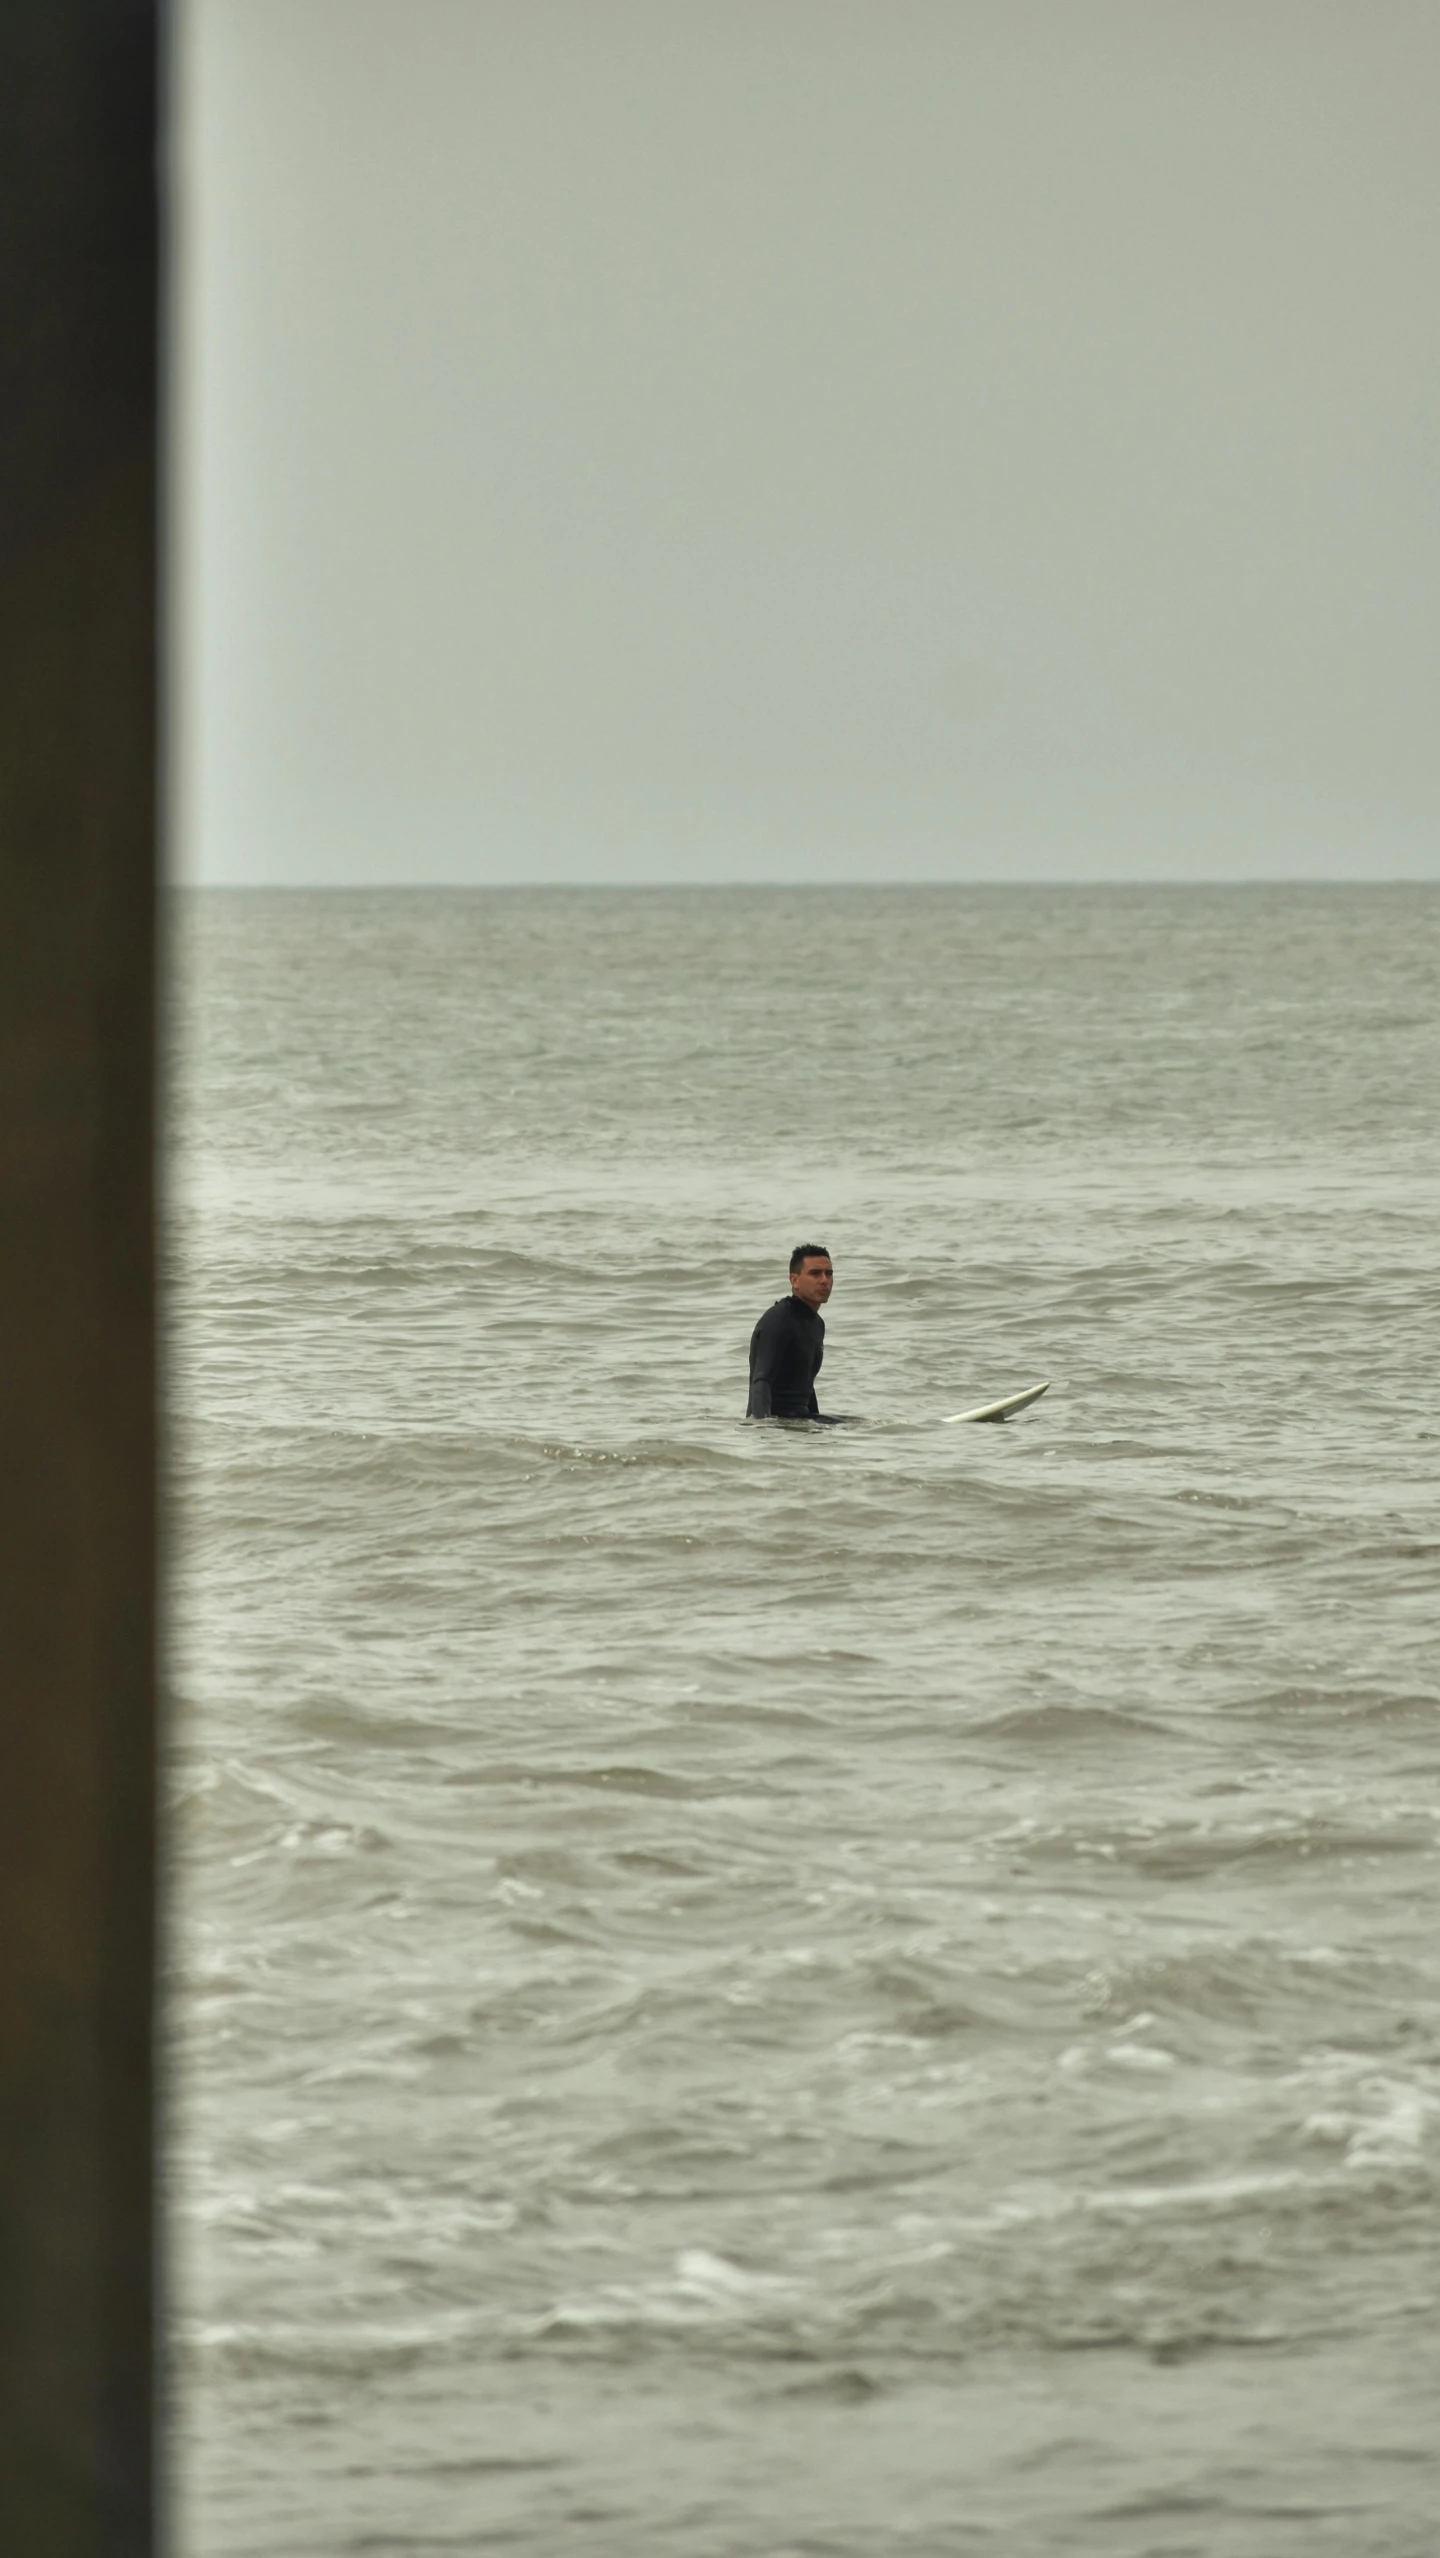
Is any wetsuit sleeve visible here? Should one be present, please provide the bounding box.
[747,1308,781,1417]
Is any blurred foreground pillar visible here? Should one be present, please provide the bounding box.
[0,1,159,2551]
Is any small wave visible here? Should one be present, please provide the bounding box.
[969,1703,1173,1744]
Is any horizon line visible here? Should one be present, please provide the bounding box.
[172,873,1440,893]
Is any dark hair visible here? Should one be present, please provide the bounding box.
[789,1242,831,1274]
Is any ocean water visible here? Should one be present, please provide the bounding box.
[170,886,1440,2557]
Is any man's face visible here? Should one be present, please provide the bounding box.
[790,1255,834,1310]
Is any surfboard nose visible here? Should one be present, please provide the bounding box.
[943,1381,1052,1424]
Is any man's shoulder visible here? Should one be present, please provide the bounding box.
[753,1295,822,1328]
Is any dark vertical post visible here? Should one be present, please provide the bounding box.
[0,1,159,2552]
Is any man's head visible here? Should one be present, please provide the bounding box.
[789,1243,833,1309]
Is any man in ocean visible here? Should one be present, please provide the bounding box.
[746,1244,837,1421]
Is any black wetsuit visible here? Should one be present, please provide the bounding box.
[746,1295,825,1420]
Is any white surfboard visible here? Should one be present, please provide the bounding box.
[944,1381,1051,1424]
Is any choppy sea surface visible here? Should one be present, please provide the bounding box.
[171,886,1440,2557]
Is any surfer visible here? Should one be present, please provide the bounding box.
[746,1245,839,1421]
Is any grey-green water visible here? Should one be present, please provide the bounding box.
[173,886,1440,2555]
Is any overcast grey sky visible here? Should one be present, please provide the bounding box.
[175,1,1440,885]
